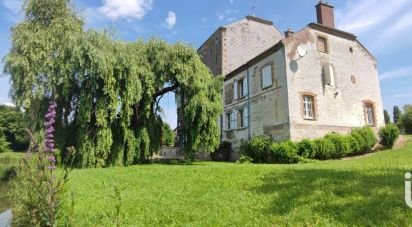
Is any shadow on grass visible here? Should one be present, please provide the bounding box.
[252,168,412,225]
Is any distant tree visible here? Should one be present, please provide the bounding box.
[383,109,391,125]
[162,123,176,147]
[0,105,29,151]
[393,106,402,124]
[400,105,412,134]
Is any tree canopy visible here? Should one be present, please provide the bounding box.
[0,105,29,151]
[3,0,223,167]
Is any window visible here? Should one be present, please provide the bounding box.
[238,79,244,98]
[224,83,234,104]
[365,103,375,126]
[322,63,335,86]
[262,65,272,88]
[317,36,328,53]
[303,95,315,119]
[226,113,231,130]
[226,112,237,130]
[238,109,244,128]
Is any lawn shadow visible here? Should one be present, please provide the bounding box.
[251,168,412,225]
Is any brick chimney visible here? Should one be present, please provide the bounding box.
[315,1,335,28]
[284,28,294,38]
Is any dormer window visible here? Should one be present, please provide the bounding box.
[317,36,328,53]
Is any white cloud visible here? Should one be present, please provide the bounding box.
[2,0,22,14]
[380,66,412,80]
[163,11,176,30]
[216,8,239,21]
[391,93,412,99]
[98,0,153,21]
[336,0,409,34]
[373,11,412,47]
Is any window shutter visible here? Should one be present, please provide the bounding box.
[262,65,272,88]
[232,111,237,129]
[234,80,238,100]
[243,77,248,96]
[244,107,248,127]
[323,64,335,86]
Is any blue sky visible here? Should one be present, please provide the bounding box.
[1,0,412,128]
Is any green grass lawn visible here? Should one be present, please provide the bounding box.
[64,136,411,225]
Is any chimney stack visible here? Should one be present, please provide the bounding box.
[284,28,294,38]
[315,1,335,28]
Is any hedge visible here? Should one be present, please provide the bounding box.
[238,126,378,164]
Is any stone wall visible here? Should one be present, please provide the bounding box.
[222,48,290,160]
[283,27,384,140]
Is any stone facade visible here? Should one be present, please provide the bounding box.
[200,2,385,159]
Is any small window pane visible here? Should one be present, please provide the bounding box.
[303,96,314,119]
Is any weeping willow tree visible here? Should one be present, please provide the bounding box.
[3,0,222,167]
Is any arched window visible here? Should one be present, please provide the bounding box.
[364,102,375,126]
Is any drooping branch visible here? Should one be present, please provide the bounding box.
[153,83,179,99]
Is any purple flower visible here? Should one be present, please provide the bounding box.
[44,101,57,169]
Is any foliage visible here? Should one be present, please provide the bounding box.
[239,136,271,163]
[211,141,232,162]
[384,109,391,125]
[400,107,412,134]
[4,0,222,167]
[64,136,412,226]
[313,138,335,160]
[379,124,400,148]
[236,155,253,164]
[0,105,29,151]
[161,123,175,147]
[393,106,402,124]
[325,133,351,158]
[9,101,74,226]
[270,141,300,164]
[296,139,316,159]
[0,133,12,153]
[100,184,127,227]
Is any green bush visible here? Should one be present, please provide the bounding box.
[0,133,12,153]
[240,136,271,163]
[348,135,361,154]
[358,126,377,148]
[296,139,316,159]
[236,155,253,164]
[211,141,232,162]
[379,124,400,148]
[325,133,351,158]
[313,138,335,160]
[270,141,300,164]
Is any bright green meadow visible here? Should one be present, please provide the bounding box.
[64,136,412,226]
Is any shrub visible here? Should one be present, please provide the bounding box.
[379,124,400,148]
[270,141,300,164]
[296,139,316,159]
[0,133,12,153]
[239,136,271,163]
[313,138,335,160]
[348,135,361,154]
[358,126,377,148]
[400,109,412,134]
[350,129,369,152]
[325,133,351,158]
[236,155,253,164]
[211,141,232,162]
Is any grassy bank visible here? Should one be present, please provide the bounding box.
[0,152,25,212]
[64,136,412,226]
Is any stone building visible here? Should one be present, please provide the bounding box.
[180,1,384,156]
